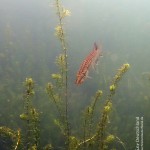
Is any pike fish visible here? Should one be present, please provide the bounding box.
[75,43,102,85]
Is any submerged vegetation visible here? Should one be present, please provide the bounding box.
[0,0,132,150]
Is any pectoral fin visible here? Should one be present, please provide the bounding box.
[85,70,92,79]
[91,61,99,74]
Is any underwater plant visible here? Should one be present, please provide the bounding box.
[95,63,130,150]
[46,0,130,150]
[46,0,71,148]
[73,64,130,150]
[0,126,21,150]
[20,78,40,150]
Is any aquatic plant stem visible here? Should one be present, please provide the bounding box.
[76,134,97,149]
[55,0,70,146]
[82,90,102,149]
[0,127,21,149]
[21,78,40,150]
[24,95,31,150]
[97,63,130,149]
[97,100,111,150]
[14,129,21,150]
[46,83,64,120]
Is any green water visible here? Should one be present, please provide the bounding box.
[0,0,150,149]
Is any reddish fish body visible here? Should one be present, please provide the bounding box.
[75,43,102,85]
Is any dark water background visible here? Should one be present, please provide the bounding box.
[0,0,150,149]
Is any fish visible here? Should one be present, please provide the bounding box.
[75,43,102,85]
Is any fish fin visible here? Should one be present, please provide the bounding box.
[86,70,92,79]
[91,61,99,74]
[92,61,98,69]
[86,75,92,79]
